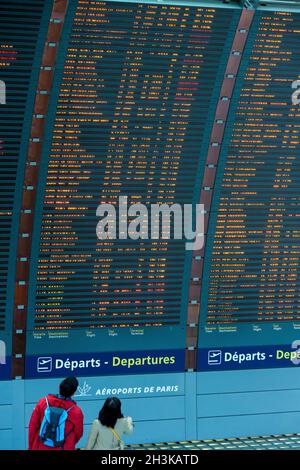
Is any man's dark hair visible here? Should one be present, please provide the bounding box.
[98,397,123,428]
[59,376,79,398]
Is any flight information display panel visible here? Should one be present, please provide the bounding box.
[198,10,300,371]
[26,1,239,377]
[0,0,49,379]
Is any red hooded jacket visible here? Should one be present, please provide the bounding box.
[28,394,84,450]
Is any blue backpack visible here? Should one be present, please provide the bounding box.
[39,396,74,448]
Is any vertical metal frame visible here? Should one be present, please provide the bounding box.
[185,9,255,370]
[12,0,69,378]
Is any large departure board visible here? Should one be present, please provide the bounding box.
[198,10,300,370]
[0,0,49,379]
[26,0,239,376]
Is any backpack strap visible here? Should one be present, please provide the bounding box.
[62,404,75,448]
[62,424,74,449]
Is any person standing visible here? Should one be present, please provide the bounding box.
[28,376,84,450]
[85,397,133,450]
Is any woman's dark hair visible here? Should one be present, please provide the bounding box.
[98,397,123,428]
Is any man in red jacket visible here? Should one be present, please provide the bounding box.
[28,376,84,450]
